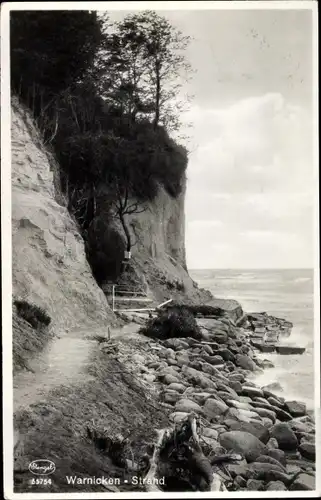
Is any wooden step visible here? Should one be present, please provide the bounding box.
[113,296,154,303]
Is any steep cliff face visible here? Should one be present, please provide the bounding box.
[131,182,187,269]
[127,182,213,303]
[11,99,113,332]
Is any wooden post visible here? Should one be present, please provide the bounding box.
[112,285,115,312]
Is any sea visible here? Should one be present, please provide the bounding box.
[190,268,316,410]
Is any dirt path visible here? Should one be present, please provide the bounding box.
[13,322,142,412]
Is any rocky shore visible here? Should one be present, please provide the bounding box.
[113,309,316,492]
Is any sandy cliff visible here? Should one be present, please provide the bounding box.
[11,98,113,332]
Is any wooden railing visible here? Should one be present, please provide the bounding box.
[111,284,149,312]
[110,284,173,313]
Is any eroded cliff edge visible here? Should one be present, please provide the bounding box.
[11,98,113,332]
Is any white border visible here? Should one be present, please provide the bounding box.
[1,1,319,499]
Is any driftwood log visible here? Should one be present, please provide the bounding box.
[143,414,228,492]
[87,414,243,492]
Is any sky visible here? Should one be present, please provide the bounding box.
[171,8,315,270]
[108,7,316,270]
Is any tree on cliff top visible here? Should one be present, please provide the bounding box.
[98,11,193,132]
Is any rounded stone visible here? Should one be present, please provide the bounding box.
[219,430,267,462]
[270,423,298,451]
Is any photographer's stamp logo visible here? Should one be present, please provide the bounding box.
[28,460,56,475]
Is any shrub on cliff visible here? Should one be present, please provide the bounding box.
[140,307,202,340]
[14,299,51,329]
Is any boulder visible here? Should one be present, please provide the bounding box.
[270,423,298,451]
[216,380,236,394]
[252,407,276,423]
[288,419,315,434]
[233,475,247,488]
[200,362,218,377]
[235,354,257,371]
[238,408,261,420]
[228,409,254,424]
[189,392,212,405]
[175,355,190,367]
[241,386,264,398]
[228,420,270,443]
[203,398,228,420]
[245,462,293,485]
[275,345,305,355]
[165,348,176,358]
[289,473,315,491]
[286,464,301,475]
[226,399,253,411]
[167,382,186,393]
[164,338,190,350]
[246,479,264,490]
[273,407,293,422]
[228,380,243,394]
[251,400,292,421]
[266,481,288,491]
[163,391,181,404]
[201,344,214,355]
[266,448,287,467]
[228,372,245,383]
[285,400,307,418]
[255,454,287,472]
[175,398,204,416]
[254,396,269,405]
[267,396,285,409]
[162,373,181,385]
[226,463,248,479]
[219,431,267,462]
[182,366,216,390]
[217,348,235,362]
[299,441,315,460]
[203,354,225,365]
[218,391,240,405]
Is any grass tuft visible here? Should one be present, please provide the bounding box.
[14,299,51,329]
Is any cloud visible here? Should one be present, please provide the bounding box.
[184,93,314,269]
[188,220,223,228]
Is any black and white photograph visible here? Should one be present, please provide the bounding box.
[1,1,319,497]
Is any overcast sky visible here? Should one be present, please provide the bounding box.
[167,8,315,270]
[108,7,315,270]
